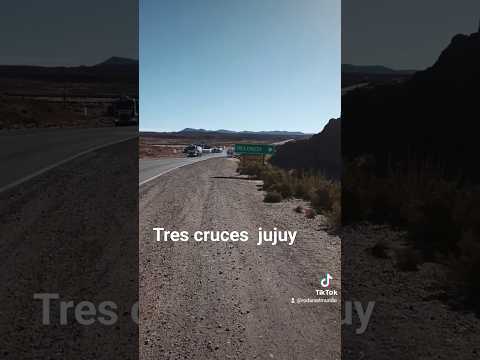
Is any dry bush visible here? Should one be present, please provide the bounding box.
[238,163,341,224]
[238,162,264,178]
[371,240,390,259]
[305,208,316,219]
[394,247,422,271]
[294,205,304,213]
[344,158,480,310]
[451,230,480,311]
[264,191,283,203]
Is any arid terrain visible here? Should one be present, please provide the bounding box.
[0,58,138,129]
[0,139,138,359]
[139,129,312,160]
[139,157,341,359]
[342,224,480,359]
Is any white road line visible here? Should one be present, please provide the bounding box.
[0,136,137,194]
[139,156,222,187]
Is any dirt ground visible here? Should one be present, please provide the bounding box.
[139,157,341,359]
[139,141,186,159]
[0,140,138,359]
[0,95,117,129]
[341,224,480,359]
[0,78,137,129]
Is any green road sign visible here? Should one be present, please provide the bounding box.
[234,143,275,155]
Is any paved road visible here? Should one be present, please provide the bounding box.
[0,126,137,192]
[139,152,226,185]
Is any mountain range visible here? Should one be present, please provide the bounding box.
[178,128,308,136]
[342,63,417,88]
[0,56,138,83]
[342,64,416,75]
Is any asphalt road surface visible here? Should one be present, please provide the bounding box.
[139,152,226,185]
[140,157,340,359]
[0,126,137,192]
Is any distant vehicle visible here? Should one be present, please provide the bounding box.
[113,96,138,126]
[183,144,196,153]
[187,145,202,157]
[203,148,213,154]
[212,147,222,153]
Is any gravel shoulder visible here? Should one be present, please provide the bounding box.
[0,139,138,359]
[140,157,340,360]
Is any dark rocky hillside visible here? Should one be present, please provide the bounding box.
[271,118,340,179]
[0,57,138,84]
[342,30,480,182]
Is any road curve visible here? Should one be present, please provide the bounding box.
[139,152,225,185]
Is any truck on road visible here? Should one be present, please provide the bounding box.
[113,96,138,126]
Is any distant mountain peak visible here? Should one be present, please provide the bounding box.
[97,57,138,66]
[342,64,416,75]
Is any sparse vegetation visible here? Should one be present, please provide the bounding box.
[394,247,422,272]
[264,191,283,203]
[371,240,390,259]
[294,205,304,214]
[238,162,340,226]
[344,158,480,310]
[304,208,316,219]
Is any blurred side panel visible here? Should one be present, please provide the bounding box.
[0,1,138,359]
[342,1,480,359]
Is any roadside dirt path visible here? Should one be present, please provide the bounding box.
[140,157,340,360]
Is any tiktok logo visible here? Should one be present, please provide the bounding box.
[321,273,333,288]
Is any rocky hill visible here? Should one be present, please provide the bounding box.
[270,118,340,179]
[342,30,480,182]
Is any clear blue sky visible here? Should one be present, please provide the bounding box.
[140,0,340,133]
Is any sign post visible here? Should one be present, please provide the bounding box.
[234,144,275,167]
[234,144,275,155]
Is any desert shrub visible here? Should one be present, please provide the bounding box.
[344,159,465,257]
[294,182,308,198]
[237,162,340,224]
[305,208,316,219]
[344,157,480,310]
[238,162,264,178]
[273,182,293,198]
[264,191,283,203]
[452,230,480,310]
[294,205,304,213]
[371,240,390,259]
[261,168,284,190]
[327,199,342,228]
[311,187,332,211]
[406,187,461,260]
[395,247,422,271]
